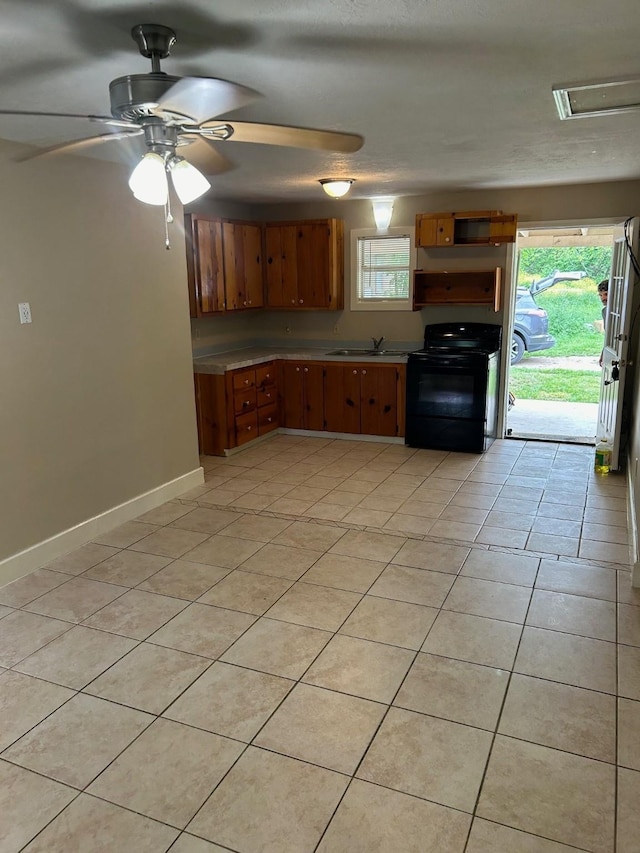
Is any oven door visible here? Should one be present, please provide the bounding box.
[405,352,491,452]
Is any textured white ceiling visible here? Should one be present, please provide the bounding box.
[1,0,640,202]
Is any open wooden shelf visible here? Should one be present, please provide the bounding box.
[413,267,502,311]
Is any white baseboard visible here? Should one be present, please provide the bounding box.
[0,467,205,588]
[279,428,405,444]
[628,463,640,587]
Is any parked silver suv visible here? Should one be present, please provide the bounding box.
[511,271,586,364]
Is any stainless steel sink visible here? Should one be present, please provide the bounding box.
[326,348,410,357]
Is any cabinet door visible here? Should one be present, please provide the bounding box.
[303,363,325,430]
[280,362,306,429]
[242,223,264,308]
[488,214,517,244]
[187,217,225,315]
[265,225,299,308]
[416,214,454,248]
[297,222,333,308]
[194,372,227,455]
[222,222,242,310]
[265,226,284,307]
[324,364,361,434]
[360,365,398,437]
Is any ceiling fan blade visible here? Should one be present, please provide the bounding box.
[0,108,115,122]
[16,130,144,162]
[208,120,364,153]
[178,136,235,175]
[155,76,260,124]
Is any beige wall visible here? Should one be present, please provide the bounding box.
[0,140,199,565]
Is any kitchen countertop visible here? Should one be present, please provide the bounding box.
[193,346,413,375]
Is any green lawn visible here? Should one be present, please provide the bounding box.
[512,278,604,402]
[509,368,600,403]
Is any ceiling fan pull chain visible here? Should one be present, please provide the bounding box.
[164,196,173,250]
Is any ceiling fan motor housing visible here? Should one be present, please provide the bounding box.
[109,73,182,121]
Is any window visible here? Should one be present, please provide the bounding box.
[351,227,415,311]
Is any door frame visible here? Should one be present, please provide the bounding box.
[498,217,625,439]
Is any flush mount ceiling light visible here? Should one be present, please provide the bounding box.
[553,76,640,119]
[372,197,394,230]
[319,178,355,198]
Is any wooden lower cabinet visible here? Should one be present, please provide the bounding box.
[279,361,325,430]
[194,362,278,455]
[195,359,406,456]
[194,373,227,456]
[227,362,278,446]
[324,363,401,437]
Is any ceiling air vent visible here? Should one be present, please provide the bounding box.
[553,76,640,120]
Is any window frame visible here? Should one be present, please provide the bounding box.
[350,226,416,312]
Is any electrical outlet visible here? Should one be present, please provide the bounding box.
[18,302,32,324]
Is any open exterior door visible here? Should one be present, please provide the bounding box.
[596,218,639,470]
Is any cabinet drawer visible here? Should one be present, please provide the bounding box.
[258,403,279,435]
[257,385,277,407]
[232,369,256,392]
[233,387,257,416]
[235,410,258,445]
[256,363,276,388]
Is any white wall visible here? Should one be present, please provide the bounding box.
[0,140,200,576]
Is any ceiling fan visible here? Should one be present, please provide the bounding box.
[0,23,364,208]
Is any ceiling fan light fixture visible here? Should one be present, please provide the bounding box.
[319,178,354,199]
[129,152,168,205]
[168,156,211,204]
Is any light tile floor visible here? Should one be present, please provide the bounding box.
[1,435,639,852]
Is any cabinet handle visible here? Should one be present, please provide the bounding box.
[243,300,247,306]
[352,369,358,375]
[267,417,272,423]
[244,379,250,385]
[299,299,304,304]
[362,369,367,375]
[247,425,252,431]
[265,392,271,399]
[304,367,309,373]
[291,299,296,304]
[295,367,301,372]
[242,400,250,408]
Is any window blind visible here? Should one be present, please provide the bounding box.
[357,234,411,300]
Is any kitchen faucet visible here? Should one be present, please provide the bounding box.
[371,336,385,352]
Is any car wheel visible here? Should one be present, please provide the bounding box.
[510,334,525,365]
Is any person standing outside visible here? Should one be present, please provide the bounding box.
[598,279,608,366]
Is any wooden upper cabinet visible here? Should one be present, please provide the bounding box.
[415,210,517,248]
[265,219,344,310]
[222,221,264,312]
[185,215,225,317]
[185,214,264,316]
[222,221,242,311]
[242,223,265,309]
